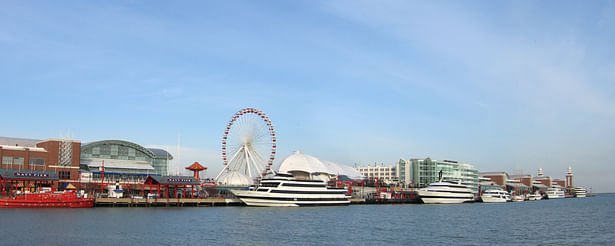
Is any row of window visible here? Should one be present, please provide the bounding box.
[59,171,71,180]
[1,156,46,166]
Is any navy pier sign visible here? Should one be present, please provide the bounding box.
[14,172,50,178]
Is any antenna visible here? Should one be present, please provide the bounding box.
[177,133,181,176]
[165,145,169,176]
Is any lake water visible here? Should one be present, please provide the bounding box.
[2,194,614,245]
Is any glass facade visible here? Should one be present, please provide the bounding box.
[152,158,169,176]
[82,144,153,163]
[81,140,172,176]
[398,158,479,194]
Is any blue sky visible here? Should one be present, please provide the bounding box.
[1,1,614,192]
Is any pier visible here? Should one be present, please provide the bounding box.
[94,197,242,207]
[94,197,424,207]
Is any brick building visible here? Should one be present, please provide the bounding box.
[0,137,81,191]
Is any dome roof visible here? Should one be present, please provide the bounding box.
[278,151,329,174]
[217,170,253,186]
[278,151,364,180]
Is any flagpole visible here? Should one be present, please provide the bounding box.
[100,160,105,195]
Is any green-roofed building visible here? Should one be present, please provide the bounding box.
[80,140,174,185]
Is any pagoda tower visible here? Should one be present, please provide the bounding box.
[185,162,207,182]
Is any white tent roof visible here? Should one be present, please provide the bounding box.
[217,170,253,186]
[277,151,364,180]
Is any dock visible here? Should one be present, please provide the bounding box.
[95,197,423,207]
[95,198,242,207]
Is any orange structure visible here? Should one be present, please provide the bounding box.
[185,162,207,181]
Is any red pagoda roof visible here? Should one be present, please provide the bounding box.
[185,162,207,171]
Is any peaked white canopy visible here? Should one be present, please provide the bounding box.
[277,151,364,180]
[217,170,253,186]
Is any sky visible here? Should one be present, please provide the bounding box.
[1,1,614,192]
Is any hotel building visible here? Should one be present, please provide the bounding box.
[356,165,398,184]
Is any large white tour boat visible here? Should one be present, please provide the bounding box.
[230,152,363,207]
[545,187,565,199]
[418,171,474,204]
[481,189,509,203]
[574,187,587,198]
[231,173,350,207]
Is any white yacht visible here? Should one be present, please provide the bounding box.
[418,180,474,204]
[528,192,542,201]
[574,187,587,198]
[545,187,565,199]
[481,189,508,203]
[230,173,350,207]
[511,194,524,202]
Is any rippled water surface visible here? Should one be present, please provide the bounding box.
[2,194,614,245]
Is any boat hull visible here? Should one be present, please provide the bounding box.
[0,198,94,208]
[481,196,507,203]
[418,191,473,204]
[511,196,524,202]
[0,192,95,208]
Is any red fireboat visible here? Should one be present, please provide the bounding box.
[0,191,94,208]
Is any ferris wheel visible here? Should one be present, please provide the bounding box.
[215,108,277,183]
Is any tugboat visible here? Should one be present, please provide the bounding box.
[0,190,94,208]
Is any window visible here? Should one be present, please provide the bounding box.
[29,158,46,166]
[13,157,24,165]
[59,171,71,180]
[2,156,12,165]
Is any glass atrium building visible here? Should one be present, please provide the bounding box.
[80,140,173,184]
[397,158,479,194]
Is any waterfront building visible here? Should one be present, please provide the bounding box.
[534,167,552,187]
[356,164,397,184]
[80,140,173,184]
[0,137,81,192]
[481,172,532,194]
[552,179,566,188]
[478,176,502,193]
[480,172,508,187]
[397,158,479,194]
[509,174,533,188]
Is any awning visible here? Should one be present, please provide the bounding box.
[144,175,200,185]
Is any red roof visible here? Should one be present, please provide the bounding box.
[185,162,207,171]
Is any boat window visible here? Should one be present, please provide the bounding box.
[281,183,326,188]
[260,182,280,187]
